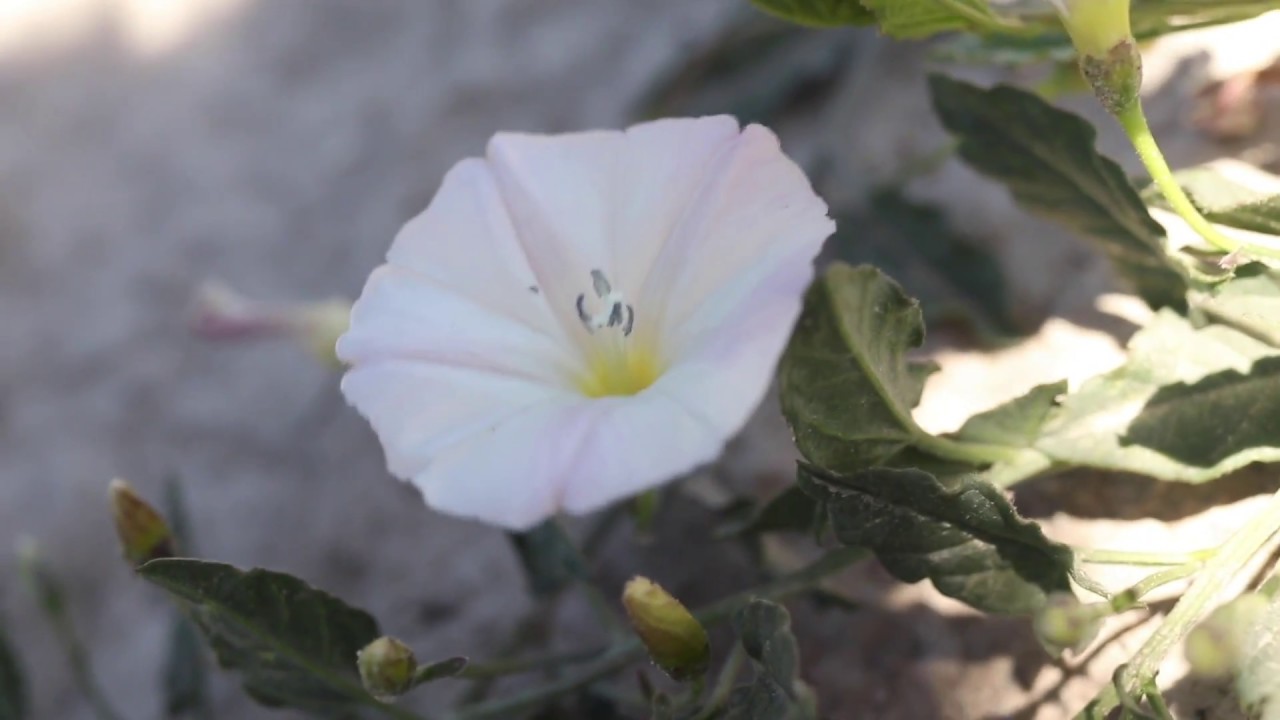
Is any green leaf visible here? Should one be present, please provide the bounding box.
[138,559,381,716]
[799,464,1074,614]
[860,0,1002,38]
[952,381,1066,448]
[781,264,944,472]
[725,600,817,720]
[747,0,873,27]
[929,75,1189,311]
[829,189,1022,336]
[1143,163,1280,237]
[0,619,27,720]
[716,486,821,539]
[416,657,468,684]
[1032,311,1280,482]
[508,520,587,598]
[733,601,800,694]
[1236,594,1280,720]
[1194,263,1280,347]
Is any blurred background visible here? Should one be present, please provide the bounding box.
[1,1,1278,718]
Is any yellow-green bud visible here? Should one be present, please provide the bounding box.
[1050,0,1141,114]
[357,636,418,702]
[1033,592,1104,656]
[621,577,710,682]
[108,479,175,567]
[1185,593,1270,679]
[1052,0,1133,58]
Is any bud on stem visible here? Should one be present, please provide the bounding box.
[108,479,176,566]
[357,636,418,702]
[621,577,710,682]
[1050,0,1142,115]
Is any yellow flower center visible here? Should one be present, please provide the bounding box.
[578,345,663,398]
[572,268,663,398]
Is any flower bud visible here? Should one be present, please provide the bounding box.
[1049,0,1142,114]
[357,636,418,702]
[621,577,709,682]
[1185,592,1270,679]
[191,281,350,368]
[1033,592,1104,656]
[109,479,175,566]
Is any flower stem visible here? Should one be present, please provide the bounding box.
[1076,547,1216,568]
[1080,488,1280,718]
[1115,101,1280,262]
[458,647,604,681]
[449,548,867,720]
[691,645,747,720]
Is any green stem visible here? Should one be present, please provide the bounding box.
[1116,101,1280,262]
[1080,488,1280,718]
[1076,547,1216,568]
[691,645,747,720]
[457,647,604,680]
[449,548,867,720]
[916,433,1023,467]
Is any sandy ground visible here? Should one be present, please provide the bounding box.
[2,1,1279,718]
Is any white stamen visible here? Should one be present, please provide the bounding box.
[576,269,634,336]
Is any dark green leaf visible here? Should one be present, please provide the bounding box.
[747,0,873,27]
[716,486,820,539]
[733,601,800,695]
[508,520,586,597]
[1032,311,1280,482]
[0,619,27,720]
[1123,356,1280,470]
[929,75,1188,310]
[799,465,1073,614]
[780,263,970,474]
[416,657,468,684]
[829,189,1022,336]
[139,559,381,716]
[163,615,210,719]
[725,600,817,720]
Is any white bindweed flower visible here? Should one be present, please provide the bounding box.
[337,116,834,530]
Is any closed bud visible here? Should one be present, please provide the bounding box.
[1185,592,1270,679]
[357,636,417,702]
[1033,592,1105,656]
[109,479,175,566]
[1049,0,1141,114]
[192,281,350,368]
[621,577,709,682]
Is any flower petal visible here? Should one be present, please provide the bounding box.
[639,124,833,344]
[558,393,722,515]
[381,157,570,348]
[485,116,744,346]
[341,360,566,481]
[337,265,579,383]
[413,398,602,531]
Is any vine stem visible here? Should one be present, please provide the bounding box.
[447,548,867,720]
[1076,547,1216,568]
[1115,101,1280,262]
[691,645,747,720]
[1081,488,1280,718]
